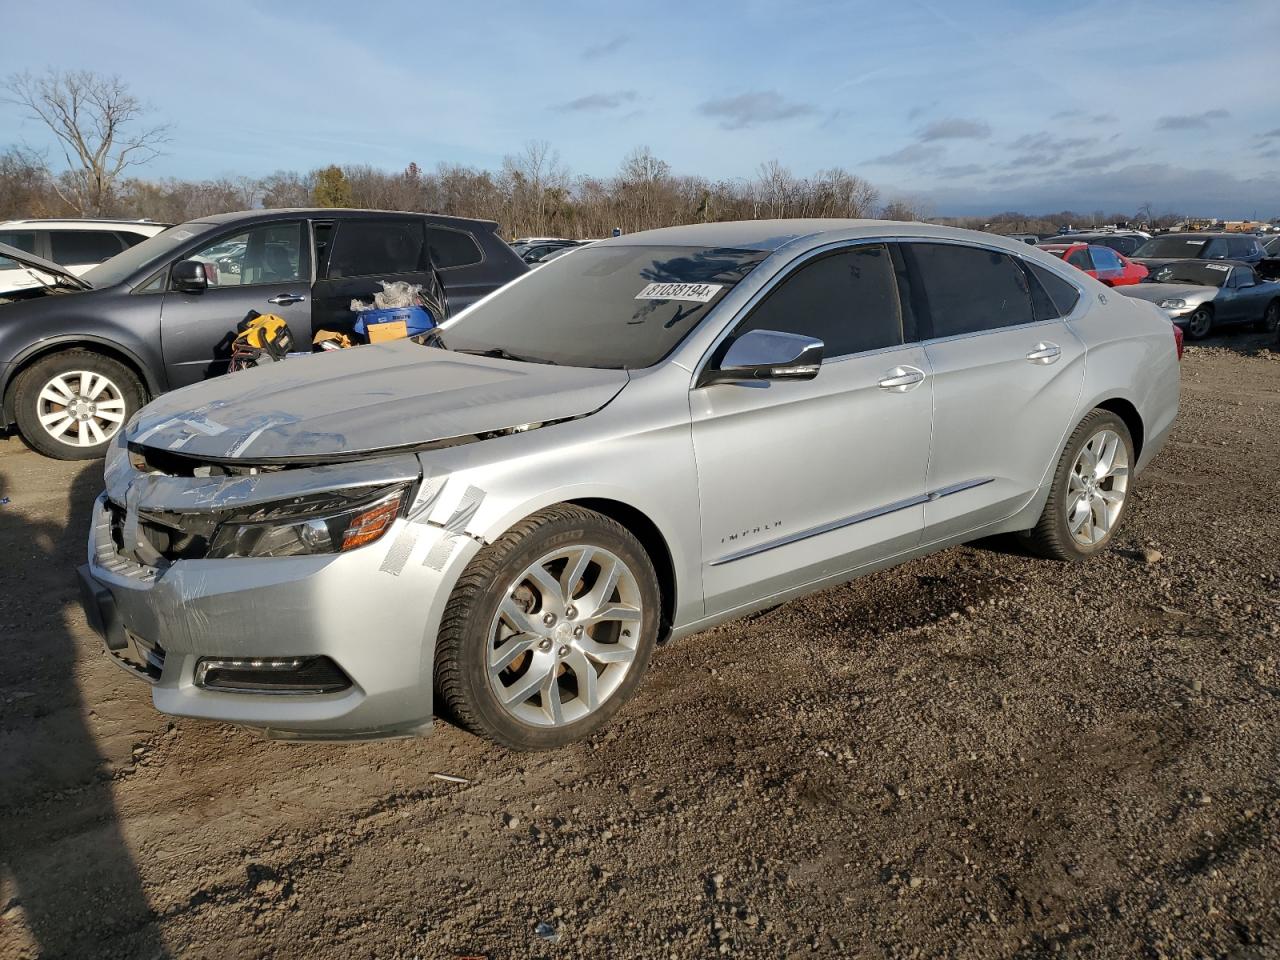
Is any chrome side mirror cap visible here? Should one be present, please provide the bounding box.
[698,329,824,387]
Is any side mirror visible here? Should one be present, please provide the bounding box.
[172,260,208,293]
[697,329,824,387]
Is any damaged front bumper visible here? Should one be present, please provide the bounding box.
[79,445,485,740]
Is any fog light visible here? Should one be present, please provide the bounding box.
[194,656,351,694]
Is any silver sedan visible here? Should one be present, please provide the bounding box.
[78,220,1181,749]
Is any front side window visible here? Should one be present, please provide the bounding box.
[184,222,304,288]
[731,244,904,357]
[908,242,1036,337]
[49,230,124,265]
[437,244,767,369]
[1232,266,1256,287]
[1092,247,1123,271]
[426,226,482,268]
[326,220,426,278]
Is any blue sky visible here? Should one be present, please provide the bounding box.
[3,0,1279,217]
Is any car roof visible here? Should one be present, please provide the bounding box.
[599,218,1050,256]
[192,208,499,230]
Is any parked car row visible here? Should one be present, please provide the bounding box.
[0,209,528,458]
[69,219,1182,749]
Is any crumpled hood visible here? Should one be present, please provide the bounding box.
[0,240,92,293]
[1120,282,1217,305]
[127,339,629,461]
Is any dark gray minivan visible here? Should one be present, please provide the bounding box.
[0,208,527,459]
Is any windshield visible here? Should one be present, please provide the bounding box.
[436,244,768,368]
[1133,236,1207,259]
[82,221,212,287]
[1149,261,1230,286]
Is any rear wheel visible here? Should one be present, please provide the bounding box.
[1022,410,1134,562]
[1185,306,1213,340]
[433,505,660,750]
[13,351,144,460]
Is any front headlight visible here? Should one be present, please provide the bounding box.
[1159,298,1186,309]
[206,484,410,559]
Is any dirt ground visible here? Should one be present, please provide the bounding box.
[1,332,1278,960]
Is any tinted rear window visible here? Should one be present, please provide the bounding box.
[908,243,1036,337]
[426,226,483,268]
[1026,262,1081,319]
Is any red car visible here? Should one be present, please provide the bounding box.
[1041,242,1148,287]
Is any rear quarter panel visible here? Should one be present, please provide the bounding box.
[1069,291,1180,473]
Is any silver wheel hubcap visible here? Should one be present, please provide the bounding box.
[37,371,127,447]
[487,546,643,727]
[1067,428,1129,546]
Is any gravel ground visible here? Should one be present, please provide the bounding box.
[1,333,1278,960]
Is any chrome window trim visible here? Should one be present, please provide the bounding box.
[709,477,994,566]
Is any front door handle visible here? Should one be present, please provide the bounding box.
[267,293,306,306]
[1026,342,1061,364]
[877,365,926,391]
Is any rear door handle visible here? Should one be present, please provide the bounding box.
[267,293,306,305]
[1026,342,1061,364]
[878,365,926,391]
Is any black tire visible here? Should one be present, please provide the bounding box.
[1185,305,1213,340]
[1021,409,1135,562]
[1259,299,1280,337]
[12,350,145,460]
[433,504,660,750]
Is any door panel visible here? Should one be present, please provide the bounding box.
[921,320,1086,539]
[691,346,933,617]
[159,221,310,388]
[311,218,439,335]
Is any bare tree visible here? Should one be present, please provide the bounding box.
[3,69,170,216]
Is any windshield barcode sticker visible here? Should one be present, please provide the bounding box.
[635,282,723,303]
[1206,263,1229,271]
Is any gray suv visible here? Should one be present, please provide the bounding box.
[0,209,527,459]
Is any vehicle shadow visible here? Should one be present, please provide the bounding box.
[0,464,170,958]
[1189,327,1277,357]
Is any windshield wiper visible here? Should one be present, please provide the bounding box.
[456,347,557,365]
[412,328,449,349]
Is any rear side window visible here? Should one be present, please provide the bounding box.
[908,243,1036,337]
[326,220,427,278]
[117,231,151,249]
[50,230,124,264]
[426,226,483,268]
[1067,247,1092,270]
[734,244,904,357]
[1025,262,1081,320]
[0,230,37,269]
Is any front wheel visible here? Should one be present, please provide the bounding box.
[13,351,145,460]
[1185,306,1213,340]
[1022,410,1135,562]
[433,505,660,750]
[1259,300,1280,337]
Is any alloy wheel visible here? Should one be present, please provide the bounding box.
[36,371,127,448]
[1188,308,1212,339]
[1066,428,1129,546]
[487,546,642,727]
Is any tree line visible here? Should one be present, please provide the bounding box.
[2,68,1182,240]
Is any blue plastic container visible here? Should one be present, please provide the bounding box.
[353,305,434,338]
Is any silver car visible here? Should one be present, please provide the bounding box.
[78,220,1181,749]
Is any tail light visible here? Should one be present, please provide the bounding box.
[1172,323,1184,361]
